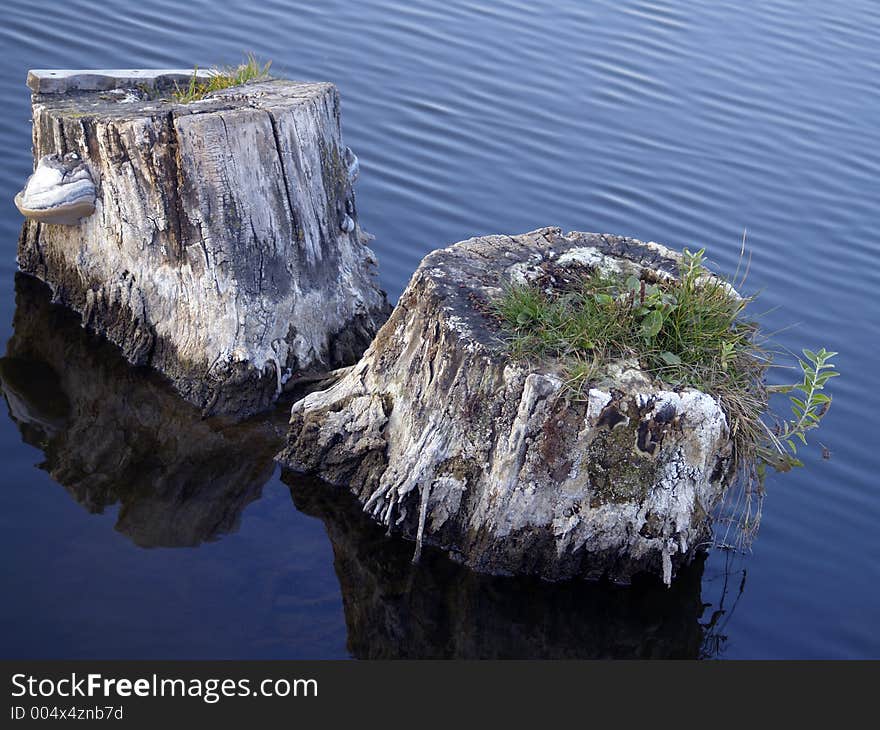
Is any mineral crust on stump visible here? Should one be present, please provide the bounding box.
[280,227,735,585]
[17,70,389,417]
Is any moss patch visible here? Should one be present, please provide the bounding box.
[586,417,659,508]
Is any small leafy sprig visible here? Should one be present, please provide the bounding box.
[620,272,677,340]
[760,348,839,470]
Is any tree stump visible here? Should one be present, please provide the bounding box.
[16,70,390,417]
[280,228,735,585]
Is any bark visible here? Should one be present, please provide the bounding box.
[17,74,390,417]
[280,227,735,585]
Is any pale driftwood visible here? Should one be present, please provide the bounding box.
[280,228,735,585]
[26,69,213,95]
[18,72,390,417]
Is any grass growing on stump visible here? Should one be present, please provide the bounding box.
[172,54,272,103]
[493,248,837,480]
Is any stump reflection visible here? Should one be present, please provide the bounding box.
[0,273,286,548]
[285,471,726,659]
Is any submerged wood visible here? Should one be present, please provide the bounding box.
[17,71,390,417]
[280,227,736,585]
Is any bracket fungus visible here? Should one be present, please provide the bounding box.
[14,153,97,225]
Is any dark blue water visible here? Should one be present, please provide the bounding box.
[1,0,878,659]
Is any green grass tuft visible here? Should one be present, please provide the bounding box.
[171,53,272,103]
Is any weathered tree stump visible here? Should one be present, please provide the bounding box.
[279,227,735,585]
[16,70,389,417]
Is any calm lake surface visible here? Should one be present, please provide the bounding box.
[1,0,878,659]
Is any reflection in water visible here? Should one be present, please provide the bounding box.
[0,274,286,548]
[286,472,741,659]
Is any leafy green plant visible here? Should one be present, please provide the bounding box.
[761,348,838,470]
[171,53,272,103]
